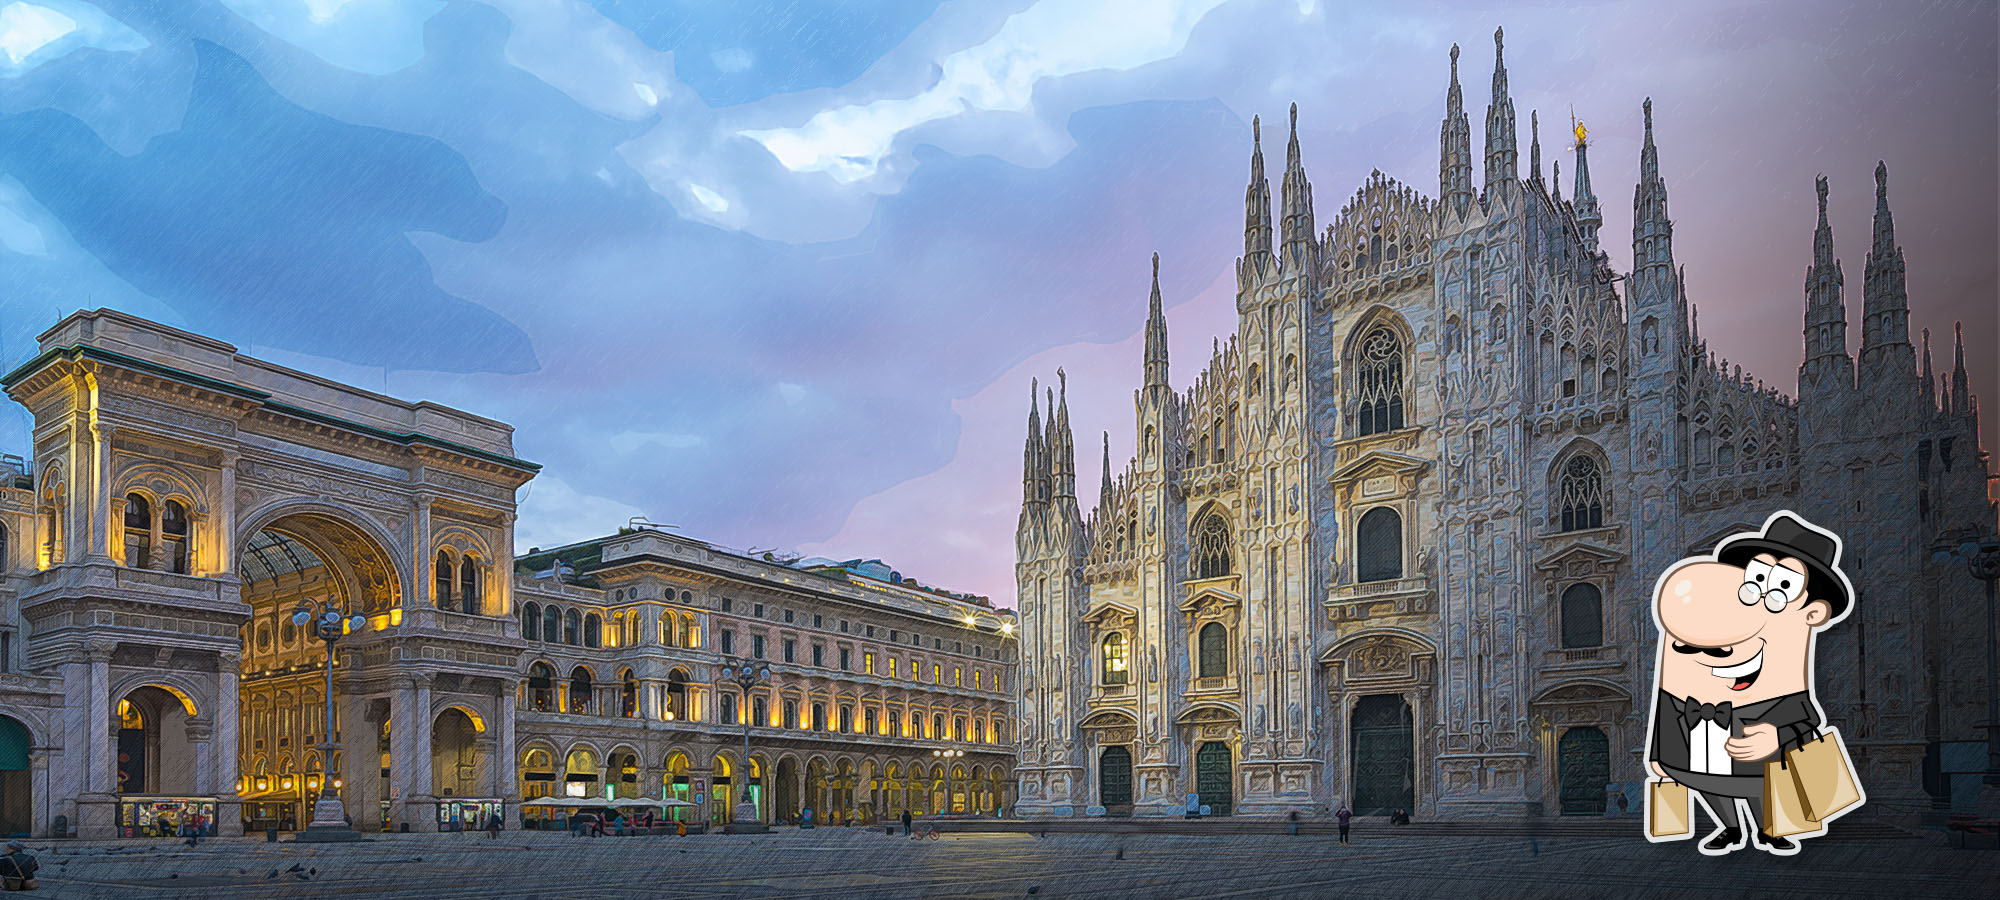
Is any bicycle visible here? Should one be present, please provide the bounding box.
[911,824,940,841]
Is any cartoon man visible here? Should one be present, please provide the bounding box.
[1645,511,1858,856]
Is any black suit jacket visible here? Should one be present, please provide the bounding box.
[1648,689,1820,779]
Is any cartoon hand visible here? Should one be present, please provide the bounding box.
[1725,722,1780,761]
[1649,761,1669,780]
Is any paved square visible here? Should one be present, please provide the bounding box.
[14,826,1991,899]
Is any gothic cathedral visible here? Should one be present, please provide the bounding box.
[1011,28,1995,818]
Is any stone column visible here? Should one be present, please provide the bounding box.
[185,721,215,794]
[215,450,239,576]
[489,685,517,802]
[413,494,434,608]
[85,416,114,561]
[690,763,715,827]
[495,512,516,618]
[212,651,244,834]
[338,690,380,831]
[147,501,164,570]
[389,675,435,831]
[29,746,52,838]
[68,642,116,837]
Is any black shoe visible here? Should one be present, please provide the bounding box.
[1754,831,1798,855]
[1699,826,1745,855]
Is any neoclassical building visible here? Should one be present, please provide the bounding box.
[508,536,1015,827]
[0,308,1014,838]
[1012,28,1995,819]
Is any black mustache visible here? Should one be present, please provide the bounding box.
[1671,641,1734,658]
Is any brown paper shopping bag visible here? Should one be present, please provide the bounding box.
[1762,756,1822,837]
[1787,727,1863,821]
[1647,778,1691,839]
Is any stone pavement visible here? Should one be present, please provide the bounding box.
[10,825,1990,899]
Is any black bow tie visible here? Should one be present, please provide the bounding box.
[1681,697,1733,732]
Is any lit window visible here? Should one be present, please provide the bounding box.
[1101,633,1129,686]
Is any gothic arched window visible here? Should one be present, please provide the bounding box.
[1356,327,1405,436]
[543,606,562,644]
[1557,454,1606,532]
[1560,583,1604,648]
[583,613,603,649]
[1192,512,1232,579]
[1100,633,1129,686]
[1197,622,1228,678]
[563,608,581,645]
[1356,506,1402,583]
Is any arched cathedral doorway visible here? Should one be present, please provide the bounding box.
[1350,694,1413,815]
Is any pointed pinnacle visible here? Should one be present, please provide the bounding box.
[1252,114,1260,147]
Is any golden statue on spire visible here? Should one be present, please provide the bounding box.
[1570,107,1588,149]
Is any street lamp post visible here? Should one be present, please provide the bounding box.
[1934,527,2000,813]
[292,599,368,842]
[718,658,771,833]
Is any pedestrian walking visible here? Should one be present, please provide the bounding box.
[675,819,687,838]
[901,809,912,837]
[1336,804,1353,845]
[486,813,502,839]
[1287,810,1300,836]
[1,841,38,892]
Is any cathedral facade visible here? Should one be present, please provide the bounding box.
[1012,28,1995,819]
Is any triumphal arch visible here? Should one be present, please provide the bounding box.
[2,310,535,837]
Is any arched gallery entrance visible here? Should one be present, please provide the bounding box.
[0,716,33,836]
[236,510,402,832]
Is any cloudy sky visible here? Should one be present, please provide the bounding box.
[1,0,1992,604]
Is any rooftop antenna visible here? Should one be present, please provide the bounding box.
[627,516,678,533]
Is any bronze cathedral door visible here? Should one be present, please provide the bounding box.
[1558,727,1609,815]
[1350,694,1413,815]
[1098,746,1132,813]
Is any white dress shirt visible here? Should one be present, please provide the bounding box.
[1688,720,1732,775]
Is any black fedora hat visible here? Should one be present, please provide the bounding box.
[1715,513,1853,621]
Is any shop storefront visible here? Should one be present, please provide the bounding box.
[242,799,299,832]
[436,798,503,832]
[117,796,219,838]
